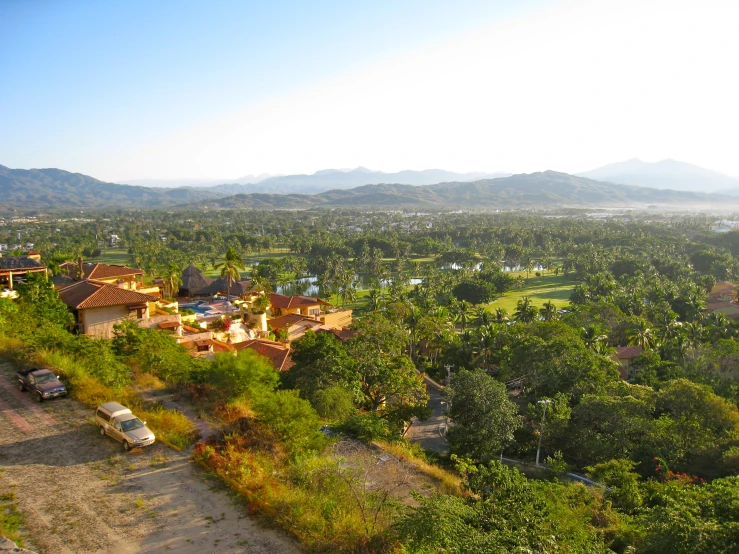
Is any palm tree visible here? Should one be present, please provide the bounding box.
[214,246,245,314]
[493,307,509,324]
[473,323,503,371]
[627,320,655,350]
[367,288,385,313]
[339,281,358,307]
[539,301,559,321]
[452,300,473,331]
[162,262,183,300]
[474,306,490,327]
[683,321,704,349]
[656,320,683,345]
[404,304,423,362]
[592,341,616,357]
[580,325,608,352]
[523,256,535,280]
[684,293,706,321]
[705,312,731,342]
[513,297,538,323]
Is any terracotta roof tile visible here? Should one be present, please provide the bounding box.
[86,263,143,280]
[269,293,328,310]
[59,280,158,309]
[614,346,644,359]
[267,313,315,329]
[232,339,293,371]
[59,261,143,281]
[317,327,357,342]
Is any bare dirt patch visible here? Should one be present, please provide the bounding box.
[0,360,302,554]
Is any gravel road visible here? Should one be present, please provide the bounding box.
[0,359,302,554]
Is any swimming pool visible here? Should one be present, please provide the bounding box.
[180,302,220,315]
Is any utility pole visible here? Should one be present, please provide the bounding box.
[535,399,553,467]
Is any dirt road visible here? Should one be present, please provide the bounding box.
[0,360,302,554]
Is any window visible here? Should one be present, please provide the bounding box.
[96,410,111,422]
[113,421,122,431]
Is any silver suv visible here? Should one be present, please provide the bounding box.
[95,402,155,451]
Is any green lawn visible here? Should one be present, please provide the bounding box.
[489,273,576,313]
[89,247,134,266]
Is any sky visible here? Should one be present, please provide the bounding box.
[1,0,738,182]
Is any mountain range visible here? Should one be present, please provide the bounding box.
[123,167,510,195]
[193,171,739,210]
[121,174,278,188]
[4,162,739,212]
[578,159,739,193]
[0,165,217,210]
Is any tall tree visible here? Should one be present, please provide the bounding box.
[447,370,521,462]
[513,297,538,323]
[162,262,182,299]
[214,246,245,312]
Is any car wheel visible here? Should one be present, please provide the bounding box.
[123,441,131,452]
[36,393,43,403]
[18,382,25,392]
[100,426,106,437]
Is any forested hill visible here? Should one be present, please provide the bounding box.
[196,170,739,210]
[4,164,739,211]
[0,164,217,210]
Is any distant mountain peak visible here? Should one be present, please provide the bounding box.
[578,158,739,192]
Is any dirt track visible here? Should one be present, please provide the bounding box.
[0,360,302,554]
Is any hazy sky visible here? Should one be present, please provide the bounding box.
[1,0,738,182]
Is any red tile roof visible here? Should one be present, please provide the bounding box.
[59,280,158,310]
[60,261,143,281]
[268,293,329,310]
[614,346,644,359]
[232,339,293,371]
[316,327,357,342]
[267,313,315,330]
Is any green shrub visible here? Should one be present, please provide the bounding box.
[208,349,279,401]
[312,385,356,421]
[254,390,325,457]
[339,413,393,442]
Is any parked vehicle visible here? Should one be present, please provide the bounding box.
[16,368,67,402]
[95,402,155,451]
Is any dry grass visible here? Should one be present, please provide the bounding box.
[194,433,398,553]
[0,339,199,450]
[139,405,199,450]
[375,441,465,497]
[132,371,167,390]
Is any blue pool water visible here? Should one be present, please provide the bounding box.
[180,303,220,315]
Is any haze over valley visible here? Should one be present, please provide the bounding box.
[4,2,739,554]
[3,159,739,212]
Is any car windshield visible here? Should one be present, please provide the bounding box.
[33,372,55,384]
[121,419,145,432]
